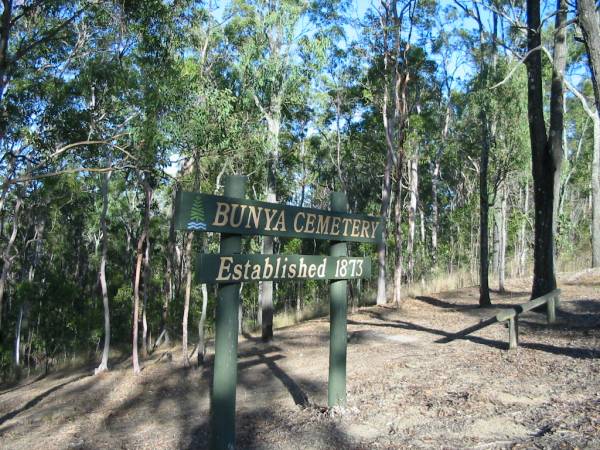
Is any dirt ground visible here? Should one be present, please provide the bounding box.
[1,271,599,449]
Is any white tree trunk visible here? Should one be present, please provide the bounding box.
[0,196,21,331]
[95,169,112,374]
[407,156,418,283]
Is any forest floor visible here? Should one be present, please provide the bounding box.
[1,270,599,449]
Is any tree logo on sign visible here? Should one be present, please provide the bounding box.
[188,196,207,230]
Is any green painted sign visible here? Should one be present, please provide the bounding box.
[175,191,383,244]
[196,254,371,283]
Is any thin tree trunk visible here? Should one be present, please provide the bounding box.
[519,180,530,276]
[407,156,418,283]
[161,191,176,346]
[132,236,144,375]
[479,129,491,306]
[15,220,42,367]
[141,238,150,358]
[95,169,112,374]
[132,181,152,374]
[259,194,274,341]
[498,186,507,292]
[14,304,22,366]
[377,147,393,305]
[258,110,280,341]
[0,195,21,330]
[393,159,403,306]
[181,231,193,366]
[197,283,208,367]
[432,105,450,262]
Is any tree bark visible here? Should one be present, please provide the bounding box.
[160,192,176,346]
[525,0,560,298]
[578,0,600,110]
[258,114,279,341]
[141,236,150,358]
[498,185,507,292]
[592,117,600,267]
[95,169,112,374]
[132,235,144,375]
[479,129,492,306]
[407,156,418,283]
[393,158,403,306]
[259,191,274,341]
[197,282,208,366]
[377,147,393,305]
[519,180,530,276]
[132,180,152,374]
[577,0,600,267]
[181,231,193,366]
[0,194,21,330]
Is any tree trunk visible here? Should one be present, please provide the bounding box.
[393,159,403,306]
[14,219,42,367]
[498,186,507,292]
[181,231,193,366]
[479,125,491,306]
[0,195,21,330]
[592,117,600,267]
[377,146,393,305]
[577,0,600,267]
[519,180,530,276]
[161,191,176,346]
[141,238,150,358]
[182,164,201,363]
[132,181,152,374]
[132,237,144,375]
[14,303,23,366]
[259,197,274,342]
[197,283,208,367]
[259,114,279,341]
[95,169,112,374]
[525,0,560,298]
[407,156,418,283]
[432,105,450,262]
[578,0,600,110]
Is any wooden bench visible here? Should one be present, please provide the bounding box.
[439,289,561,349]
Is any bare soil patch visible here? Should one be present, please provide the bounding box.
[1,273,599,449]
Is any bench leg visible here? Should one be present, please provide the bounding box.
[547,297,556,324]
[508,317,519,350]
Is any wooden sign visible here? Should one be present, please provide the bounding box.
[174,191,383,244]
[196,254,371,283]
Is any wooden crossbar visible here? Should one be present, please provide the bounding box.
[439,289,561,349]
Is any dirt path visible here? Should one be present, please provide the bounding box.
[1,273,599,449]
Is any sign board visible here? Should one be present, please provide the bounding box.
[196,254,371,283]
[174,191,383,244]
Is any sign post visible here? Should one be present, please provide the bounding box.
[328,192,348,407]
[173,182,382,449]
[210,175,246,450]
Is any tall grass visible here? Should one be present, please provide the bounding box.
[268,252,593,331]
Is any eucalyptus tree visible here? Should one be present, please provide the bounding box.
[524,0,569,298]
[361,0,435,305]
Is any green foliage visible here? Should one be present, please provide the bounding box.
[0,0,595,380]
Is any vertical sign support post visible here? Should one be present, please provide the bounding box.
[210,175,246,450]
[328,192,348,407]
